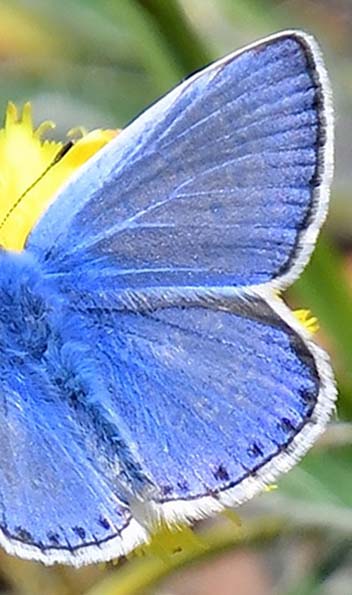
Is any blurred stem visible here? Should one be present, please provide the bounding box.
[253,493,352,533]
[291,234,352,417]
[221,0,281,29]
[285,537,352,595]
[135,0,212,73]
[293,234,352,357]
[86,518,286,595]
[316,422,352,449]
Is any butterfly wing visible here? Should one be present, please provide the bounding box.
[55,289,334,525]
[0,280,335,564]
[0,279,336,566]
[3,31,335,566]
[0,356,147,565]
[27,30,333,291]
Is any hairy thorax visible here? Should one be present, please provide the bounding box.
[0,250,60,363]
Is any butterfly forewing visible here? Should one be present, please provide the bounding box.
[27,31,332,292]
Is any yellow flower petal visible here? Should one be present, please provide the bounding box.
[263,483,278,493]
[62,128,117,169]
[0,102,118,251]
[133,523,207,562]
[293,309,319,334]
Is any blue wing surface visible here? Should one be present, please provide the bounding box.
[27,31,332,291]
[0,252,148,564]
[0,360,148,565]
[41,288,333,518]
[0,248,335,562]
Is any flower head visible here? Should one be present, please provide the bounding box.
[0,102,116,251]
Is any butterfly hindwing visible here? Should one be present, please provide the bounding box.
[27,31,332,291]
[51,288,334,523]
[0,273,335,564]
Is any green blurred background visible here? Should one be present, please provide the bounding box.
[0,1,352,594]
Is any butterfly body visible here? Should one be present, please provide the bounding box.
[0,31,335,565]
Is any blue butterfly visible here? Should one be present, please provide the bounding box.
[0,30,335,566]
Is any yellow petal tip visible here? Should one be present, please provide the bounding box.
[4,101,18,127]
[35,120,56,139]
[21,102,33,127]
[294,309,319,334]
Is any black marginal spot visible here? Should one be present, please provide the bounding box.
[247,442,264,458]
[214,464,230,482]
[161,485,173,496]
[73,526,86,540]
[47,531,61,545]
[14,526,33,543]
[98,515,111,531]
[280,417,296,433]
[177,480,189,493]
[299,388,317,407]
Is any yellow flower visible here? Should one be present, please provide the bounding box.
[0,102,117,251]
[294,309,319,334]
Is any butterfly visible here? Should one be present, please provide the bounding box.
[0,30,335,566]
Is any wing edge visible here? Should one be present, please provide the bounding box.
[128,286,337,526]
[0,516,148,567]
[259,30,334,291]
